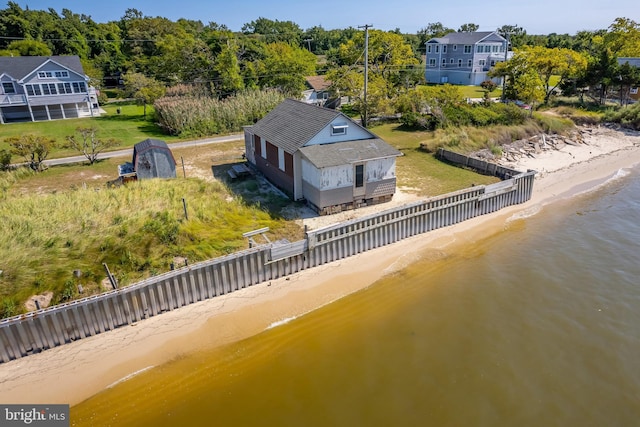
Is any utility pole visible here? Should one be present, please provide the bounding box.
[358,24,373,128]
[304,38,313,52]
[502,32,513,101]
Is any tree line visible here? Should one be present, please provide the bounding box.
[1,2,639,131]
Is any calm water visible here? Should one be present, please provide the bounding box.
[72,167,640,427]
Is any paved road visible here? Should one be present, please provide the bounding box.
[43,133,244,167]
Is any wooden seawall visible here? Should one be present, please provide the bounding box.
[0,152,535,363]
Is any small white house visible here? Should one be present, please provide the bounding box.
[244,99,402,214]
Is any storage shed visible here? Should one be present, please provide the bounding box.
[132,139,177,180]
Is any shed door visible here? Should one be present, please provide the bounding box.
[354,163,366,198]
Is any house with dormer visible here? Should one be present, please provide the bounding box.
[0,55,99,124]
[425,31,509,86]
[243,99,402,214]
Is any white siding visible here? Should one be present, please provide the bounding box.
[305,117,373,146]
[260,137,266,159]
[320,164,353,190]
[301,160,353,191]
[366,158,396,182]
[278,147,285,171]
[301,158,321,188]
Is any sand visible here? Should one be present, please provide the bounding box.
[1,125,639,406]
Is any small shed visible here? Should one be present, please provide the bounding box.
[132,139,177,180]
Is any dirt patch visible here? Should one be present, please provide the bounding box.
[24,291,54,312]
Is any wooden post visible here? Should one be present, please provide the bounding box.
[182,198,188,220]
[181,156,186,178]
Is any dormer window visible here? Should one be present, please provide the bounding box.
[331,123,348,136]
[38,70,69,79]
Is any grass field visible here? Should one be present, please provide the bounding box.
[0,103,183,159]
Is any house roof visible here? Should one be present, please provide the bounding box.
[427,31,504,45]
[248,98,363,154]
[618,57,640,67]
[0,56,86,80]
[133,138,175,162]
[305,75,331,91]
[299,138,401,168]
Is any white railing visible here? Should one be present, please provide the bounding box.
[0,94,27,105]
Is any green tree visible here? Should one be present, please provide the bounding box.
[258,42,316,94]
[122,72,166,117]
[6,134,56,171]
[605,17,640,57]
[65,127,120,165]
[213,39,244,95]
[2,39,51,56]
[495,46,587,103]
[241,17,302,44]
[511,69,545,115]
[458,23,479,33]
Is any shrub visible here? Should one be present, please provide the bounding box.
[603,103,640,130]
[0,149,11,171]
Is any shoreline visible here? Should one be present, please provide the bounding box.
[1,126,639,407]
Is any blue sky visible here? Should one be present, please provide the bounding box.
[12,0,639,35]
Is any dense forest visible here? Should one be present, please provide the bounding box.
[1,2,640,133]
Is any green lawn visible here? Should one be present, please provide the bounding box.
[370,123,499,196]
[0,103,182,158]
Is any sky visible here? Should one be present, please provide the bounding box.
[11,0,640,35]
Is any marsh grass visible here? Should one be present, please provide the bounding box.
[0,177,299,316]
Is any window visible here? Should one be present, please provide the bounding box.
[38,71,53,79]
[429,58,436,67]
[476,45,482,53]
[442,58,446,67]
[260,138,266,159]
[355,164,364,188]
[453,45,458,51]
[464,45,472,54]
[435,45,439,53]
[42,84,51,95]
[45,83,57,95]
[490,60,496,66]
[443,45,447,53]
[492,45,499,53]
[427,45,432,53]
[479,59,486,66]
[2,82,15,94]
[458,59,463,68]
[467,59,473,67]
[331,124,348,136]
[278,147,285,171]
[72,82,87,93]
[450,59,454,65]
[484,45,491,53]
[54,71,69,78]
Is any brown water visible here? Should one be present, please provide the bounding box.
[72,167,640,426]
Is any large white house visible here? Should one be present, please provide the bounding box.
[0,55,99,124]
[425,31,510,85]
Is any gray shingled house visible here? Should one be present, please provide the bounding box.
[243,99,402,214]
[0,55,99,123]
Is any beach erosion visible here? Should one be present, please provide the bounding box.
[0,125,639,406]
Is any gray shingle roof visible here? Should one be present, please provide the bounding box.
[0,56,86,80]
[428,31,504,45]
[299,138,401,168]
[248,98,350,154]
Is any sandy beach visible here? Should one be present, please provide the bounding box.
[1,125,639,407]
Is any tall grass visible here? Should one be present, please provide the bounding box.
[154,88,285,137]
[0,177,300,317]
